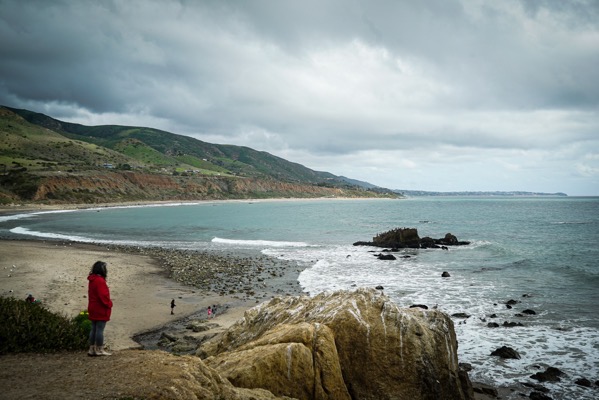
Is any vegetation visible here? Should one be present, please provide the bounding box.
[0,105,399,203]
[0,297,89,354]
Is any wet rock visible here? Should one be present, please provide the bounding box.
[503,321,524,327]
[490,346,521,359]
[523,382,549,393]
[530,367,565,382]
[442,271,451,277]
[410,304,429,310]
[376,253,397,260]
[472,385,498,398]
[451,312,471,319]
[487,322,500,328]
[522,309,536,315]
[529,391,553,400]
[506,299,519,305]
[375,285,384,290]
[574,377,592,387]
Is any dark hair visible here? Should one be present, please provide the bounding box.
[90,261,107,278]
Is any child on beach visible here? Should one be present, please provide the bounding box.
[170,299,176,315]
[207,306,212,319]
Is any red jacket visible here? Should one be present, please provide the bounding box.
[88,274,113,321]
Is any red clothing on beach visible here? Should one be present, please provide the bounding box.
[87,274,113,321]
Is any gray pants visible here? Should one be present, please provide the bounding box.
[89,320,107,346]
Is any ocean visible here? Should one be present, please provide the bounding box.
[1,197,598,399]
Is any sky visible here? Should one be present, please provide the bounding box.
[1,0,598,196]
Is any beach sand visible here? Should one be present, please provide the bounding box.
[0,239,250,350]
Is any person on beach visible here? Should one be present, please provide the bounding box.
[87,261,113,356]
[212,304,217,317]
[170,298,176,315]
[207,306,212,319]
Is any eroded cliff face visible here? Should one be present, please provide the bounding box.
[199,288,474,400]
[28,171,368,203]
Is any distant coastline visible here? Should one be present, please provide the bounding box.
[394,190,568,197]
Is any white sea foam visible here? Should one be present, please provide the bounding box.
[212,237,310,247]
[0,208,77,223]
[9,226,162,248]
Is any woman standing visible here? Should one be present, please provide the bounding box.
[87,261,113,356]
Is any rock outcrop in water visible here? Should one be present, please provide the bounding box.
[353,228,470,249]
[198,288,474,400]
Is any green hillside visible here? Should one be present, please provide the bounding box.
[0,106,396,204]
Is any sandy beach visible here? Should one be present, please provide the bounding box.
[0,239,256,350]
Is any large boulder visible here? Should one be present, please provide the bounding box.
[199,288,473,400]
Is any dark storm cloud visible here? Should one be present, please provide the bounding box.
[0,0,597,194]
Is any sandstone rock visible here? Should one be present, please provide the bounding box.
[200,288,472,400]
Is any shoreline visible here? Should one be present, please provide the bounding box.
[0,196,398,216]
[0,238,304,351]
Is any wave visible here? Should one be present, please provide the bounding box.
[0,209,77,223]
[11,226,102,242]
[9,226,161,248]
[212,237,310,247]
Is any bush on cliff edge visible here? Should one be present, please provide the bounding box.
[0,297,89,354]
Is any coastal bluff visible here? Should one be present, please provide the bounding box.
[1,288,473,400]
[198,288,473,400]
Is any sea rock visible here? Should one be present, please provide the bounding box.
[487,322,500,328]
[199,288,474,400]
[503,321,524,327]
[490,346,521,359]
[522,309,537,315]
[574,377,592,387]
[376,253,397,260]
[529,392,553,400]
[353,228,470,249]
[441,271,451,277]
[452,312,471,319]
[530,367,565,382]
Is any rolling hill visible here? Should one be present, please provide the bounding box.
[0,106,396,204]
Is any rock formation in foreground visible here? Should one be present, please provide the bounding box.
[199,288,474,400]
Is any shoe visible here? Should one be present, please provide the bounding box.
[95,346,112,356]
[87,345,97,356]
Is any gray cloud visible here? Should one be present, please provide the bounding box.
[1,0,597,195]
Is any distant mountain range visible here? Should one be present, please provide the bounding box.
[394,189,567,197]
[0,106,395,204]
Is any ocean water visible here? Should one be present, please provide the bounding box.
[1,197,598,399]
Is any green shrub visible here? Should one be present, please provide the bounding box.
[0,297,89,354]
[72,309,92,337]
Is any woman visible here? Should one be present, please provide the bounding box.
[87,261,113,356]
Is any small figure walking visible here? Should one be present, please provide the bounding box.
[207,306,213,319]
[170,299,176,315]
[212,304,217,317]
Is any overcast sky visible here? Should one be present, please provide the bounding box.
[1,0,598,195]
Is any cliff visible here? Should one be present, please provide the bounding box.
[2,170,387,204]
[0,289,474,400]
